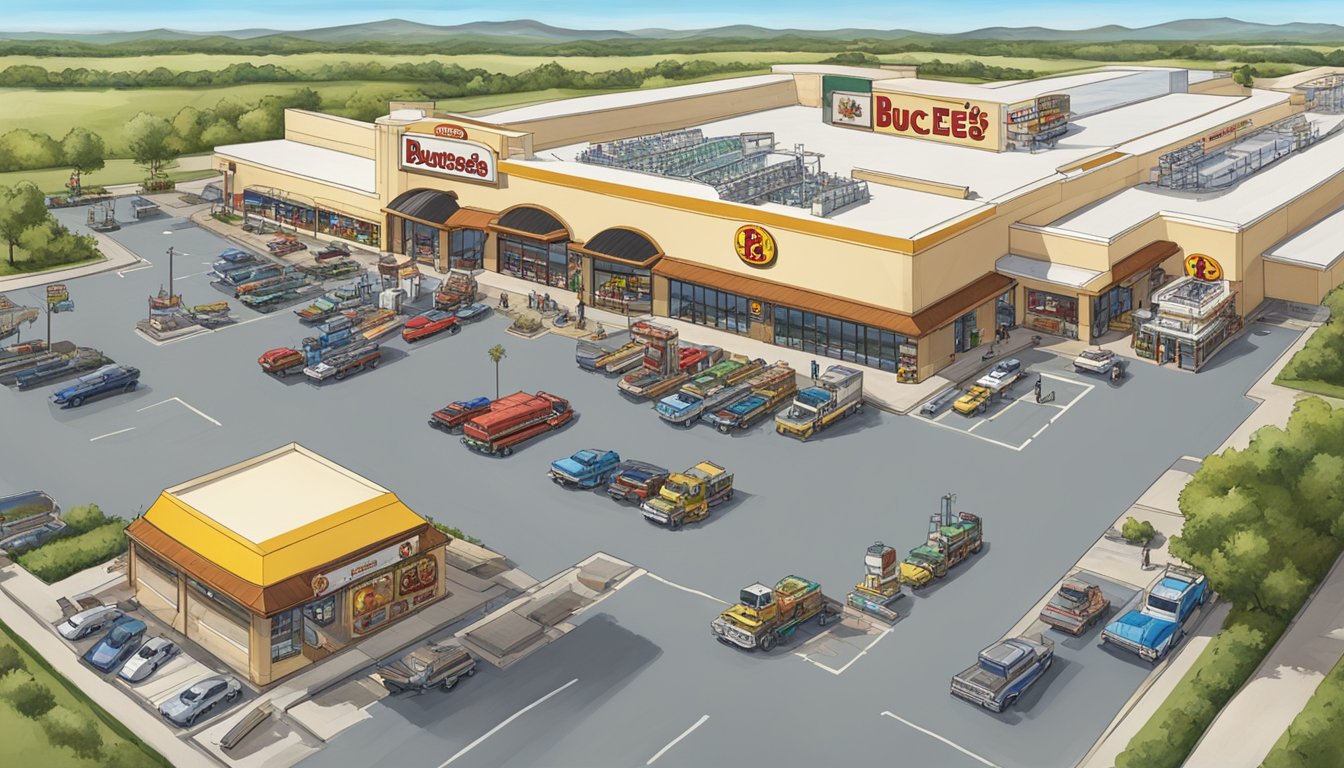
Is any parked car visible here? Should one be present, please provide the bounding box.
[1074,348,1118,374]
[378,640,477,694]
[159,675,242,726]
[84,618,147,672]
[216,248,253,264]
[549,449,622,489]
[56,604,123,640]
[951,634,1055,713]
[402,309,461,342]
[118,636,180,682]
[606,460,671,503]
[454,303,492,323]
[50,364,140,408]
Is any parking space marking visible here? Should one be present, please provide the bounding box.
[437,678,578,767]
[796,626,893,676]
[915,415,1030,452]
[116,262,153,277]
[137,396,222,426]
[89,427,135,442]
[879,711,1003,768]
[646,714,709,765]
[645,573,729,605]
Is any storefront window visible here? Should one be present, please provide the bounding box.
[186,577,251,626]
[403,219,440,265]
[242,192,316,232]
[136,547,178,581]
[450,229,485,271]
[668,280,750,334]
[498,235,575,289]
[319,210,379,246]
[773,306,904,372]
[271,607,302,663]
[590,258,653,314]
[1024,289,1079,339]
[302,595,336,627]
[351,572,395,636]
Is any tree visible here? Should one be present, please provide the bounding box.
[169,106,205,154]
[124,112,175,178]
[6,677,55,718]
[199,120,244,149]
[0,129,62,172]
[40,704,104,759]
[0,644,24,676]
[0,182,47,266]
[60,128,105,177]
[236,107,281,142]
[487,344,507,399]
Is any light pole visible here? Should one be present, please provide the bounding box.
[167,246,175,302]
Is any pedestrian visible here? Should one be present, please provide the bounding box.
[1141,545,1151,569]
[810,359,819,381]
[577,298,585,324]
[501,292,510,310]
[1034,374,1042,403]
[528,290,536,309]
[543,292,551,312]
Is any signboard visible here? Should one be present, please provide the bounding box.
[1185,254,1224,282]
[830,91,872,128]
[749,300,765,320]
[400,134,497,183]
[396,555,438,599]
[734,225,777,268]
[872,92,1002,150]
[433,124,469,140]
[1201,120,1252,149]
[46,284,69,307]
[310,536,419,598]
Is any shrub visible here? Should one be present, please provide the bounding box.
[16,522,127,583]
[0,644,24,676]
[41,704,104,760]
[509,316,543,334]
[62,503,109,535]
[1121,517,1155,544]
[1263,652,1344,767]
[431,521,482,546]
[5,677,56,718]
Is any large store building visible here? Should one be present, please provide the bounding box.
[125,444,450,686]
[214,64,1344,380]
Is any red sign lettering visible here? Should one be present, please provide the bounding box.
[402,136,494,180]
[872,96,991,143]
[875,95,892,128]
[911,110,930,135]
[433,124,469,140]
[932,107,950,136]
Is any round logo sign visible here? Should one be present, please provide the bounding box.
[734,225,777,268]
[1184,253,1223,281]
[433,124,469,140]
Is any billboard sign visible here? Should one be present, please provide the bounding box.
[400,134,497,183]
[872,92,1002,150]
[310,536,419,598]
[1185,254,1224,282]
[830,91,872,128]
[734,225,777,268]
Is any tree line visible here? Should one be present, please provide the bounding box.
[0,57,763,89]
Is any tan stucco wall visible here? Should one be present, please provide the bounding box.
[284,110,377,159]
[793,74,822,107]
[1264,261,1328,305]
[227,160,382,222]
[1188,78,1247,97]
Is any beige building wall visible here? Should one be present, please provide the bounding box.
[284,110,378,159]
[226,160,382,222]
[792,74,823,107]
[1264,261,1328,305]
[1188,78,1247,97]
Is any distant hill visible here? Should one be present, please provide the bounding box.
[3,17,1344,45]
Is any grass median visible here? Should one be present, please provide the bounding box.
[1275,287,1344,399]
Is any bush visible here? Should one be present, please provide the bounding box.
[509,316,543,334]
[16,522,127,584]
[431,521,482,546]
[1263,652,1344,767]
[0,644,25,675]
[1121,517,1156,544]
[62,504,110,535]
[1276,287,1344,392]
[41,704,104,760]
[140,178,175,193]
[5,677,56,718]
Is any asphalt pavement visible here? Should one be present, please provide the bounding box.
[0,203,1302,768]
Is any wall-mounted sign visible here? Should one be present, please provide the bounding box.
[734,225,777,268]
[1185,253,1224,281]
[830,91,872,128]
[872,92,1002,150]
[433,124,469,140]
[1201,120,1252,148]
[310,536,419,598]
[749,300,765,320]
[400,134,497,183]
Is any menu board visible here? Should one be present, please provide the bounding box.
[397,555,438,599]
[350,573,393,620]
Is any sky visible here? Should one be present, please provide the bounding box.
[8,0,1344,34]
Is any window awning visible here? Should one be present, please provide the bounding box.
[489,206,568,242]
[383,189,460,226]
[1108,240,1180,287]
[652,257,1013,337]
[571,228,663,268]
[445,208,497,230]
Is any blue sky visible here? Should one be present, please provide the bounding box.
[10,1,1344,34]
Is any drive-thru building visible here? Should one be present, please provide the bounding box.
[125,444,450,685]
[213,63,1344,381]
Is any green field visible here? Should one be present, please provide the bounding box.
[0,157,216,195]
[0,620,168,767]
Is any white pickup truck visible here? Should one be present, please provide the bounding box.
[975,358,1025,390]
[1073,348,1118,374]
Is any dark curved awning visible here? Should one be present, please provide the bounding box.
[383,189,460,225]
[571,228,663,268]
[490,206,568,242]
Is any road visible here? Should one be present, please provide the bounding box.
[0,202,1299,768]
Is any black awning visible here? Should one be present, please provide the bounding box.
[581,228,661,266]
[495,206,565,238]
[385,189,459,225]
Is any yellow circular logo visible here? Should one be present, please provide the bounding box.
[1184,254,1223,281]
[734,225,776,268]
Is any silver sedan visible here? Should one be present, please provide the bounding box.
[118,636,180,683]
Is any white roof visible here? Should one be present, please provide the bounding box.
[1051,113,1344,238]
[1112,90,1289,156]
[996,253,1104,289]
[1265,204,1344,270]
[214,139,376,195]
[871,70,1137,104]
[170,445,388,545]
[771,63,913,81]
[1060,93,1264,151]
[478,74,793,124]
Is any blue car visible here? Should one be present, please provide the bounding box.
[84,618,147,673]
[50,364,140,408]
[217,248,253,264]
[548,449,622,488]
[454,303,492,323]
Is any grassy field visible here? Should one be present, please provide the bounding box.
[0,157,217,195]
[0,620,169,768]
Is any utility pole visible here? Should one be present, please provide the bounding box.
[166,246,175,301]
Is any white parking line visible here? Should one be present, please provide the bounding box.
[89,427,135,442]
[136,396,221,426]
[437,678,578,767]
[646,714,709,765]
[645,573,728,605]
[879,711,1003,768]
[914,416,1029,452]
[796,626,893,676]
[116,262,153,277]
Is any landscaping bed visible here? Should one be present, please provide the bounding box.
[1261,651,1344,767]
[1275,287,1344,399]
[11,505,128,584]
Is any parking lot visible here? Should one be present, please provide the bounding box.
[0,201,1302,768]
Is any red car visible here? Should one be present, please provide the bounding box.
[402,310,461,343]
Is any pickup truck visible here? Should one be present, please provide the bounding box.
[655,382,752,427]
[303,344,381,382]
[951,635,1054,713]
[49,364,140,408]
[606,461,670,504]
[1039,577,1111,635]
[1102,564,1208,663]
[428,397,492,433]
[258,348,306,377]
[1074,348,1118,375]
[549,449,622,489]
[640,461,733,529]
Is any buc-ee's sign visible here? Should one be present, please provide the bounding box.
[872,92,1001,149]
[735,225,776,268]
[400,133,497,183]
[310,536,419,597]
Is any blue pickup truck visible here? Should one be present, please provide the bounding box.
[49,364,140,408]
[548,449,622,489]
[1102,564,1208,663]
[951,634,1054,713]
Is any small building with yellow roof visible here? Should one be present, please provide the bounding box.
[125,443,449,685]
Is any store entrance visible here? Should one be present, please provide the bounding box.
[1092,285,1133,340]
[996,290,1016,331]
[953,310,978,353]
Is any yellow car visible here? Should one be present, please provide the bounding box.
[952,386,992,416]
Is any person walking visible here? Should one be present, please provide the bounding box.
[577,298,585,324]
[1141,545,1151,569]
[810,359,819,381]
[528,290,536,309]
[1034,374,1042,403]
